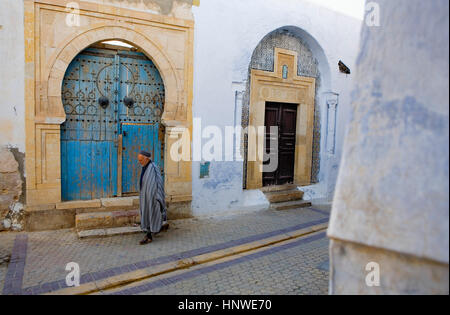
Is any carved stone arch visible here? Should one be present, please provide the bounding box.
[243,25,333,189]
[45,25,183,126]
[25,2,193,221]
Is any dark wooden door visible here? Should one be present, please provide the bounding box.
[263,102,298,187]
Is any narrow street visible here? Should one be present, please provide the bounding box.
[0,204,330,295]
[99,230,328,295]
[1,0,448,297]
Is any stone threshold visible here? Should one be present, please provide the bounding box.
[25,196,140,212]
[25,194,193,212]
[23,197,140,232]
[259,184,298,193]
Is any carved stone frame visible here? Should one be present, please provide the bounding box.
[24,0,193,206]
[246,48,316,189]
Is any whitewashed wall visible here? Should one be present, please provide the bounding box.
[191,0,363,216]
[0,0,26,230]
[328,0,449,294]
[0,0,363,217]
[0,0,25,153]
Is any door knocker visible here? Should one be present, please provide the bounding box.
[124,97,135,108]
[98,96,110,109]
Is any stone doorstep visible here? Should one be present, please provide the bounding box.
[264,189,305,203]
[100,197,138,208]
[76,209,140,232]
[76,204,191,238]
[24,199,192,232]
[271,200,312,211]
[75,206,138,215]
[260,184,298,193]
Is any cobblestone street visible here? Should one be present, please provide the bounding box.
[0,204,331,295]
[104,231,329,295]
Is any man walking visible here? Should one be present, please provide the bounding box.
[137,151,168,245]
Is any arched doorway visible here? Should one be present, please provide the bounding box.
[60,42,165,201]
[242,26,332,190]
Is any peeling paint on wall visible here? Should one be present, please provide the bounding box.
[154,0,196,14]
[89,0,197,15]
[137,0,195,15]
[0,0,25,152]
[329,0,449,294]
[10,148,26,204]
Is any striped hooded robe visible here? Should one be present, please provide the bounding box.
[139,161,167,233]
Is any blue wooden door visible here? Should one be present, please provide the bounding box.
[61,47,164,201]
[118,51,165,194]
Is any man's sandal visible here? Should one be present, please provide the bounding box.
[161,223,170,232]
[139,236,152,245]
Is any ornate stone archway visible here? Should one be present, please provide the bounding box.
[246,48,316,189]
[43,25,184,125]
[24,0,193,213]
[242,25,334,190]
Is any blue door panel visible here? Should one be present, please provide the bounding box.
[122,123,162,194]
[119,51,165,195]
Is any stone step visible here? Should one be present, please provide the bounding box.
[271,200,312,211]
[78,226,142,239]
[76,209,140,232]
[260,184,298,193]
[264,189,304,203]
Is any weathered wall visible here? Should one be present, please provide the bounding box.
[0,0,25,153]
[0,0,26,230]
[0,148,24,231]
[330,239,449,295]
[84,0,196,18]
[328,0,449,294]
[191,0,362,216]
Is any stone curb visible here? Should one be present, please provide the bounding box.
[47,222,328,295]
